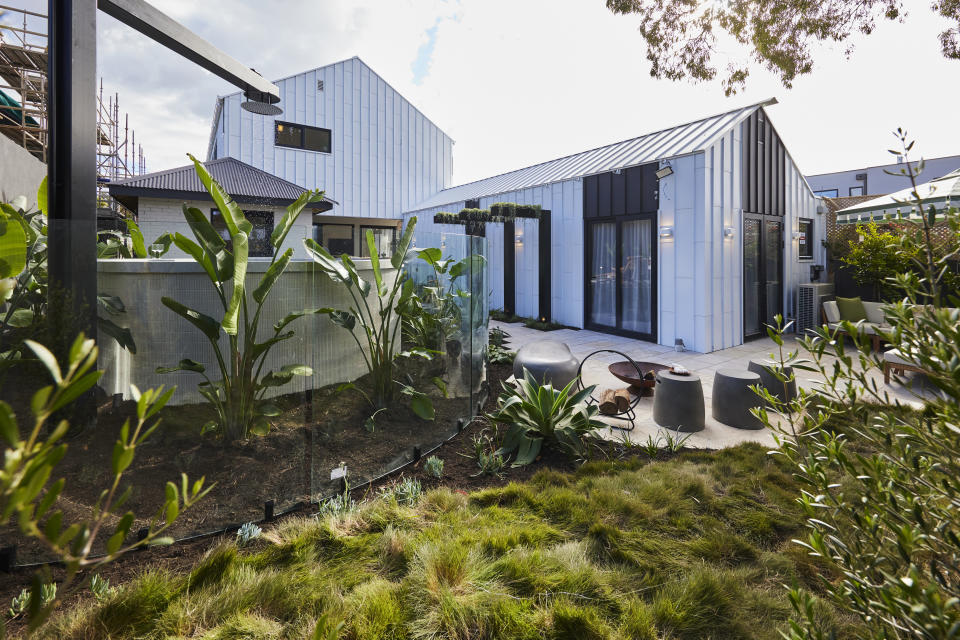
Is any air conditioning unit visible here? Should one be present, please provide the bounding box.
[797,283,835,334]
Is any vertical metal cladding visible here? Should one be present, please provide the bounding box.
[741,110,787,217]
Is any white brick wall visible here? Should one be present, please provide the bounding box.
[137,198,313,260]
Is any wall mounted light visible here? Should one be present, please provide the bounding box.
[723,226,735,238]
[659,226,674,238]
[792,231,802,239]
[655,164,674,180]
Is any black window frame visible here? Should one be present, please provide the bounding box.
[210,209,275,258]
[798,217,814,260]
[359,225,398,258]
[814,189,838,198]
[317,223,354,256]
[849,186,864,196]
[274,120,332,153]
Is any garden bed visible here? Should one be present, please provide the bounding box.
[0,362,513,568]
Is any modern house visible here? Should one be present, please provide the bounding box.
[807,154,960,198]
[127,58,827,354]
[206,56,453,258]
[406,99,824,353]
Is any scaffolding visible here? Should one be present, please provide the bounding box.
[0,4,147,225]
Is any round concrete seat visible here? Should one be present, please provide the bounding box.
[513,340,580,388]
[712,369,764,430]
[653,370,704,432]
[747,360,796,403]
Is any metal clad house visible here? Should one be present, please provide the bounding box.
[207,56,453,257]
[404,99,824,353]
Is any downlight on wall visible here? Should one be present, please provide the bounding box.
[723,226,735,238]
[659,226,674,238]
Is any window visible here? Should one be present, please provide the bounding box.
[316,223,353,256]
[814,189,838,198]
[211,210,274,257]
[275,120,331,153]
[798,218,814,260]
[849,186,864,196]
[360,226,398,258]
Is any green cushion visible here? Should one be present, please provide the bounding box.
[836,296,867,322]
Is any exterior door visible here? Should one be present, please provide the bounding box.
[586,216,656,340]
[743,213,783,339]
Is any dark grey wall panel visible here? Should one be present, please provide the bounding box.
[584,175,598,218]
[742,110,786,217]
[598,172,612,216]
[611,170,626,215]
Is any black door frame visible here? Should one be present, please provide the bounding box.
[584,214,658,342]
[743,212,784,340]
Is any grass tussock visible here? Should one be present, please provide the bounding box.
[37,443,861,639]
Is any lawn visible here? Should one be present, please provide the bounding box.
[36,443,861,639]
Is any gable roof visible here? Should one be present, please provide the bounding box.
[408,98,777,211]
[109,156,337,213]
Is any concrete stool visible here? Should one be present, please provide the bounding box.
[653,371,705,432]
[748,360,796,403]
[513,340,580,388]
[711,369,764,430]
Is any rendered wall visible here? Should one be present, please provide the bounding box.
[97,259,395,405]
[0,134,46,208]
[135,198,313,260]
[212,57,453,220]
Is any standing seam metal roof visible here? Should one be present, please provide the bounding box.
[408,99,776,211]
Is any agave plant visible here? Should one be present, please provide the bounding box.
[488,369,605,466]
[158,154,327,441]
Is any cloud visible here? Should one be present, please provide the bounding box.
[82,0,960,184]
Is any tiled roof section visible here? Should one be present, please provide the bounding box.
[109,157,321,204]
[822,195,882,214]
[408,98,777,211]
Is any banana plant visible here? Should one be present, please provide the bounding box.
[304,217,438,423]
[157,155,328,441]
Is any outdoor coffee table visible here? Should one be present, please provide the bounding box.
[653,370,705,432]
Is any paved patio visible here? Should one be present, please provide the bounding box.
[491,320,935,450]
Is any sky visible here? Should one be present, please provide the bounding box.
[8,0,960,185]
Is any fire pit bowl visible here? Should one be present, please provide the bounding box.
[608,361,671,390]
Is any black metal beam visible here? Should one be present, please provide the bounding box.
[47,0,98,345]
[503,220,515,316]
[538,211,551,323]
[97,0,280,104]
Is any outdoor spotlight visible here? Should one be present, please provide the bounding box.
[658,226,674,238]
[723,226,735,238]
[792,231,802,239]
[655,165,674,180]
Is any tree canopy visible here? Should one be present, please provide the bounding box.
[605,0,960,95]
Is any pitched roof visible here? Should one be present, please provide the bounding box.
[109,156,336,213]
[408,98,777,211]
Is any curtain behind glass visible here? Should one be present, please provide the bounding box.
[621,219,652,334]
[744,219,761,336]
[589,222,616,327]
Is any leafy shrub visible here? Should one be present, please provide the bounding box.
[0,334,210,630]
[840,221,914,301]
[487,369,605,466]
[760,133,960,638]
[465,426,506,477]
[157,155,326,441]
[380,477,423,506]
[423,455,444,479]
[235,522,262,547]
[488,327,514,365]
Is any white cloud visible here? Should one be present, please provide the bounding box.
[87,0,960,184]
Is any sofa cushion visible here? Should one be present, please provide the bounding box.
[836,296,868,322]
[823,300,841,324]
[862,301,889,325]
[883,348,912,367]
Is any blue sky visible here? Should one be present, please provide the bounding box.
[5,0,959,186]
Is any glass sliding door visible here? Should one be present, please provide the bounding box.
[743,214,782,339]
[586,217,656,340]
[621,219,652,334]
[588,222,617,328]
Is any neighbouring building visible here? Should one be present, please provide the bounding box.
[806,154,960,198]
[206,56,453,257]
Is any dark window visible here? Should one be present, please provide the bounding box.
[360,226,398,258]
[317,223,353,256]
[275,120,331,153]
[798,218,814,260]
[849,186,864,196]
[211,210,275,257]
[814,189,838,198]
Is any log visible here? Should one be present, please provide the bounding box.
[614,388,631,413]
[599,389,618,415]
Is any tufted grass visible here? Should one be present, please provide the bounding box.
[38,443,862,639]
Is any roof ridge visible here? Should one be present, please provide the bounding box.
[431,97,776,194]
